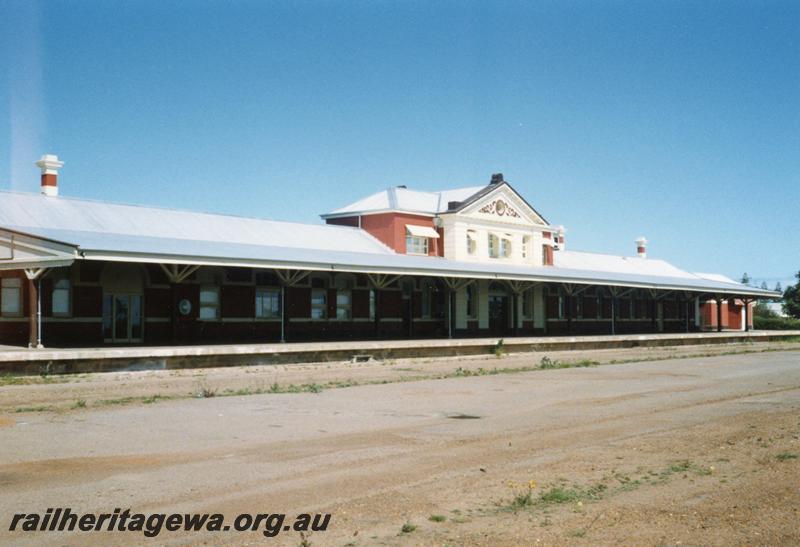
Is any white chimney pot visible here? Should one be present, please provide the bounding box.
[35,154,64,196]
[636,236,648,258]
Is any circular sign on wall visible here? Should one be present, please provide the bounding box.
[178,299,192,316]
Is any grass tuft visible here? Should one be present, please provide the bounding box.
[14,405,52,413]
[400,522,416,534]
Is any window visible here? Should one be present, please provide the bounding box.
[466,231,477,255]
[501,237,512,258]
[52,277,71,317]
[466,284,477,319]
[522,236,530,259]
[255,288,281,319]
[421,282,434,318]
[488,234,499,258]
[1,277,22,316]
[522,288,533,319]
[406,235,429,255]
[542,244,553,266]
[336,290,352,319]
[199,286,220,319]
[311,288,327,319]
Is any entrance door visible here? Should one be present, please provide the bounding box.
[488,295,509,335]
[103,294,143,343]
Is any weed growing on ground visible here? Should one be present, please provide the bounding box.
[493,339,506,357]
[71,399,86,409]
[539,356,558,369]
[776,452,797,461]
[14,405,52,413]
[538,484,606,505]
[506,479,538,510]
[196,384,217,398]
[539,356,598,369]
[400,522,416,533]
[428,514,446,522]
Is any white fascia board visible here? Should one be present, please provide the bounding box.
[0,259,75,271]
[0,228,78,270]
[78,250,774,297]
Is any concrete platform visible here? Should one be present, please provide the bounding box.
[1,330,799,375]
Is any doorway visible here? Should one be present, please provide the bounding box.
[100,263,146,344]
[488,282,510,335]
[103,294,143,343]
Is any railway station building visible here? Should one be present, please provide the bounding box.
[0,155,774,348]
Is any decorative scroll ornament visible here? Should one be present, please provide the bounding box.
[478,199,520,218]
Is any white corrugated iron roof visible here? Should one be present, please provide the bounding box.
[323,185,485,217]
[554,250,697,279]
[693,272,739,284]
[0,190,393,255]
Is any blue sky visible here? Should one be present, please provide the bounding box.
[1,0,798,288]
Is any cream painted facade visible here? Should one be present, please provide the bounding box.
[439,185,553,266]
[439,185,555,332]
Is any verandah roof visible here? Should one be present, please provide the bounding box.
[0,225,777,298]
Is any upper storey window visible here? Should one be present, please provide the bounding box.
[500,236,512,258]
[466,230,477,255]
[489,233,512,259]
[406,236,429,255]
[522,236,531,259]
[488,234,499,258]
[405,224,439,256]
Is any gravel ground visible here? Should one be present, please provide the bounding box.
[1,347,799,545]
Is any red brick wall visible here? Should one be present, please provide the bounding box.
[360,213,437,254]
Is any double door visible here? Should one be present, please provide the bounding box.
[103,294,143,343]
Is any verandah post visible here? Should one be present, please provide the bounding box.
[27,277,37,348]
[280,285,286,343]
[611,292,616,335]
[447,289,453,339]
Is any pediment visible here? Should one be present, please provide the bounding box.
[457,185,547,226]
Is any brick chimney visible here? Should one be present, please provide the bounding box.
[636,236,648,258]
[36,154,64,196]
[490,173,504,184]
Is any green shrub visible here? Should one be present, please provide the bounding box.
[493,339,506,357]
[754,316,800,330]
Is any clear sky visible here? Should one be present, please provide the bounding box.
[1,0,798,289]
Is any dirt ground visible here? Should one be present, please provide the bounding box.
[1,346,799,545]
[1,340,799,414]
